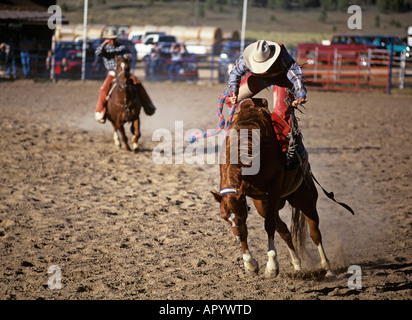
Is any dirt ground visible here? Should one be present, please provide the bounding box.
[0,79,411,301]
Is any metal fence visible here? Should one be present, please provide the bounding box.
[297,47,391,92]
[391,52,412,89]
[1,40,410,93]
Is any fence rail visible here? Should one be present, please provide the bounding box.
[1,41,411,93]
[297,47,391,92]
[391,52,412,89]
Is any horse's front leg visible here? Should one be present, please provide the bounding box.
[118,124,131,151]
[252,197,280,277]
[229,200,258,273]
[111,123,121,148]
[237,218,259,273]
[131,118,140,151]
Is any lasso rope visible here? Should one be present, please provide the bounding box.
[189,91,237,144]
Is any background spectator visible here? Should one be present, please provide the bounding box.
[168,43,184,81]
[0,40,16,78]
[19,35,32,78]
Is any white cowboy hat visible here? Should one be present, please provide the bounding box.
[243,40,281,74]
[104,28,118,39]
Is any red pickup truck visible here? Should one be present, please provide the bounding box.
[297,34,378,63]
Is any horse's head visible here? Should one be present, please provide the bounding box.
[211,181,249,239]
[115,55,131,81]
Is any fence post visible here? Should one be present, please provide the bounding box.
[333,48,337,81]
[356,52,361,90]
[50,34,56,82]
[210,44,215,86]
[387,37,394,94]
[326,50,331,90]
[399,51,406,89]
[314,47,318,81]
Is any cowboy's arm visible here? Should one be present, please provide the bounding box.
[95,41,106,57]
[114,45,130,59]
[287,62,308,105]
[228,56,249,95]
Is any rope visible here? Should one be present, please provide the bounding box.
[189,91,237,144]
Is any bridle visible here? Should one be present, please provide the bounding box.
[219,187,249,239]
[115,61,128,92]
[108,59,136,121]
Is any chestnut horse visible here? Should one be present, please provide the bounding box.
[106,56,142,151]
[211,98,335,278]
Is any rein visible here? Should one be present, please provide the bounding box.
[110,62,131,111]
[115,68,127,92]
[189,91,237,143]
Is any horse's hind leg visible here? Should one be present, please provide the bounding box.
[274,214,302,271]
[304,208,334,277]
[291,172,334,277]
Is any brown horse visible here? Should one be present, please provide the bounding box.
[106,56,142,151]
[211,98,335,278]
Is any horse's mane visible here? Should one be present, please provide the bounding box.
[223,99,277,183]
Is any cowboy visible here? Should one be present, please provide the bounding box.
[226,40,308,170]
[94,28,156,123]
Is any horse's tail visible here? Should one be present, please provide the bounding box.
[290,206,308,259]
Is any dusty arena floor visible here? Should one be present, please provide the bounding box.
[0,79,411,301]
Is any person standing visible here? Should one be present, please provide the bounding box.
[0,41,16,78]
[168,43,184,81]
[148,42,161,80]
[19,35,32,78]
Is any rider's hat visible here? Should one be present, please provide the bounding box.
[243,40,281,74]
[104,28,118,39]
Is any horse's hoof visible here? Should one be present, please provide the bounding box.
[133,142,139,151]
[265,250,279,278]
[325,270,336,278]
[265,267,279,278]
[244,261,259,274]
[243,255,259,274]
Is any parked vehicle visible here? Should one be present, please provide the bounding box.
[143,42,198,81]
[298,34,377,65]
[217,41,253,83]
[54,41,107,78]
[54,41,90,61]
[135,34,177,61]
[55,49,84,75]
[54,42,96,77]
[128,31,165,44]
[363,35,410,57]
